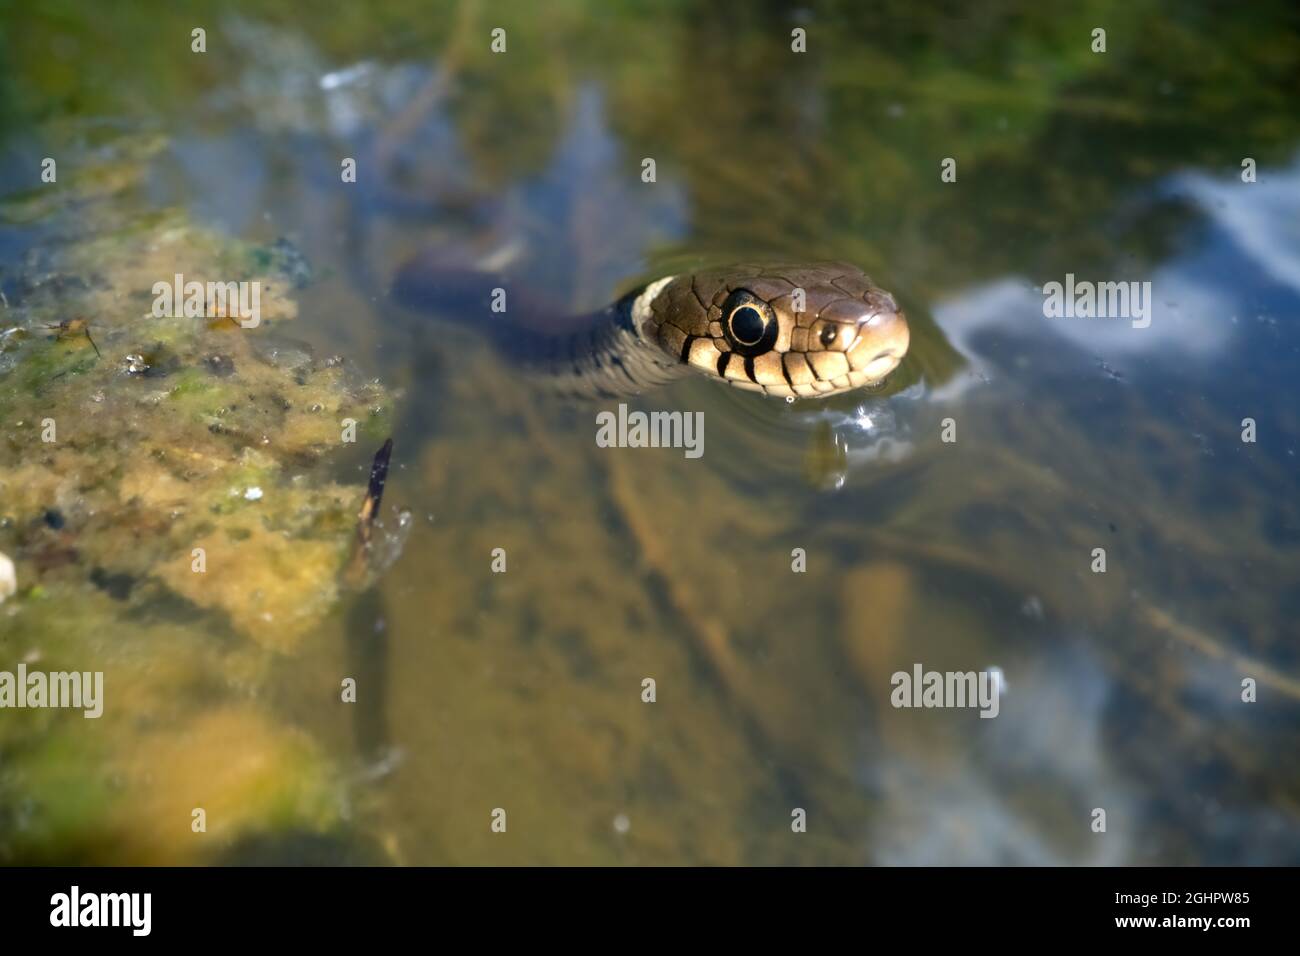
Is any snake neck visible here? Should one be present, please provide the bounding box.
[502,279,687,400]
[392,264,687,399]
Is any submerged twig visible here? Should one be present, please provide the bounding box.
[372,0,477,172]
[344,438,395,589]
[1142,605,1300,701]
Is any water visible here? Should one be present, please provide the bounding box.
[0,2,1297,864]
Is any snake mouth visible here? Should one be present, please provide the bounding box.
[861,350,901,381]
[844,308,909,384]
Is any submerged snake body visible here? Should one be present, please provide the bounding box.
[392,260,909,400]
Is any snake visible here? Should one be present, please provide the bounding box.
[391,260,909,400]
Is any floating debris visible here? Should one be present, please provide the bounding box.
[44,317,101,358]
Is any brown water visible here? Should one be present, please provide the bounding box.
[1,2,1298,864]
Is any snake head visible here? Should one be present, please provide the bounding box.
[640,262,909,398]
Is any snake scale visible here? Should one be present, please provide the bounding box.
[391,260,909,400]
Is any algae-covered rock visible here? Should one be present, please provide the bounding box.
[0,582,349,864]
[157,522,347,653]
[0,127,395,863]
[0,131,393,648]
[108,706,346,865]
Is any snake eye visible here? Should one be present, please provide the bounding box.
[729,306,766,345]
[720,289,779,356]
[819,325,839,347]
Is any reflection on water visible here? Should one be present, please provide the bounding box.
[1,2,1298,865]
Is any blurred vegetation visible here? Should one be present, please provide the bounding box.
[3,0,1297,294]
